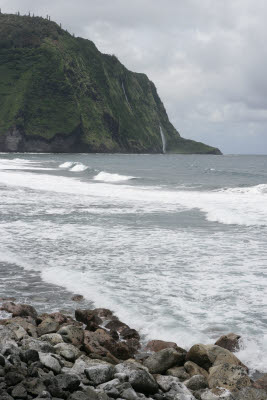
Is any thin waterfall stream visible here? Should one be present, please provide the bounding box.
[159,125,166,153]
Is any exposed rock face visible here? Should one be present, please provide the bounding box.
[215,333,241,352]
[0,13,222,155]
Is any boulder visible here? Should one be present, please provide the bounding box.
[184,361,209,379]
[114,361,158,394]
[1,302,37,319]
[166,366,190,381]
[11,383,28,399]
[41,333,64,345]
[75,309,102,326]
[85,363,115,385]
[71,294,84,302]
[145,339,186,354]
[208,363,251,393]
[39,352,62,374]
[186,344,248,372]
[37,317,60,336]
[70,355,112,376]
[5,316,37,337]
[155,375,180,392]
[58,324,84,348]
[184,375,208,391]
[24,377,47,396]
[105,319,129,333]
[54,342,81,362]
[46,373,80,397]
[215,333,241,352]
[143,348,185,374]
[120,328,140,341]
[21,337,56,354]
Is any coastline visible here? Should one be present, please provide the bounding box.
[0,299,266,400]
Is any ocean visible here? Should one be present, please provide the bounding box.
[0,153,266,375]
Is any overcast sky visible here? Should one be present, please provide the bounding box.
[2,0,267,154]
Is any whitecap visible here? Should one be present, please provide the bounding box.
[93,171,135,182]
[59,161,75,168]
[69,163,88,172]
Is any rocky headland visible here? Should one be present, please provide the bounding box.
[0,300,266,400]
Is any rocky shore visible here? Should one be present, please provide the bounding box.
[0,300,266,400]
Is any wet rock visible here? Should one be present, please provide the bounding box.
[71,294,84,302]
[143,348,185,374]
[208,363,251,393]
[41,333,64,346]
[39,352,62,374]
[184,375,208,391]
[37,317,60,336]
[253,373,267,391]
[105,319,129,333]
[184,361,209,379]
[1,302,38,319]
[215,333,241,353]
[58,325,84,348]
[75,309,102,326]
[120,328,140,341]
[54,343,81,362]
[85,363,115,385]
[166,366,190,381]
[94,308,114,319]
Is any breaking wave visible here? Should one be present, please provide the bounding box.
[93,171,136,182]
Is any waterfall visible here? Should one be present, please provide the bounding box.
[121,81,132,110]
[159,125,166,153]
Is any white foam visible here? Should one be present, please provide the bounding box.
[69,163,88,172]
[59,161,75,168]
[93,171,135,182]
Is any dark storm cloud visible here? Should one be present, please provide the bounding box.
[2,0,267,153]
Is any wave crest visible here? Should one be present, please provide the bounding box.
[93,171,135,182]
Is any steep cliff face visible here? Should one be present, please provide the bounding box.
[0,14,221,154]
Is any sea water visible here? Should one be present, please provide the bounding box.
[0,153,266,374]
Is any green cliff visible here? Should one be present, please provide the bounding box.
[0,13,221,154]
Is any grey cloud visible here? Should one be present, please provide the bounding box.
[2,0,267,153]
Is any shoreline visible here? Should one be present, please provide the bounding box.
[0,300,266,400]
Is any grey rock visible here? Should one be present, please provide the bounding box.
[24,377,47,396]
[155,375,180,392]
[41,333,64,346]
[39,352,62,374]
[21,337,55,354]
[54,343,81,362]
[23,349,40,363]
[184,375,208,391]
[114,361,158,394]
[120,387,139,400]
[85,364,115,385]
[11,383,27,399]
[70,355,111,377]
[143,348,184,374]
[166,366,190,381]
[5,371,25,386]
